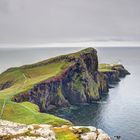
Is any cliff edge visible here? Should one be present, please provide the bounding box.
[11,48,129,111]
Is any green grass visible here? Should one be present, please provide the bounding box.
[54,127,79,140]
[99,63,118,72]
[0,100,71,126]
[0,61,72,99]
[0,59,72,125]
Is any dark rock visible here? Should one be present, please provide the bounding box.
[101,70,120,84]
[47,104,57,111]
[114,135,121,139]
[0,81,13,91]
[112,65,130,77]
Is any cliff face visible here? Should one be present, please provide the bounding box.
[13,48,129,112]
[13,48,108,111]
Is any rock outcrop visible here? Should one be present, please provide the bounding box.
[99,64,130,84]
[0,81,12,91]
[0,119,111,140]
[13,48,129,112]
[0,119,56,140]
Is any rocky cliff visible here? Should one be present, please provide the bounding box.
[13,48,108,111]
[12,48,129,112]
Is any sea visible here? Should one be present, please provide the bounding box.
[0,47,140,140]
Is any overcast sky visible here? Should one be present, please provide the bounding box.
[0,0,140,44]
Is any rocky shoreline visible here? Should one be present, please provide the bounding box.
[0,119,111,140]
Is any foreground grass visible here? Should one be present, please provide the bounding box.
[53,127,79,140]
[0,100,71,126]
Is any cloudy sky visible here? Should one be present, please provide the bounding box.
[0,0,140,44]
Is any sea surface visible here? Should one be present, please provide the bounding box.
[0,47,140,140]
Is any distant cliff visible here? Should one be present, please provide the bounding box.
[11,48,129,112]
[99,64,130,84]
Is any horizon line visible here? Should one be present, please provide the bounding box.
[0,41,140,48]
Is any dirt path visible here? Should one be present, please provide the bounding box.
[0,99,6,118]
[0,73,28,119]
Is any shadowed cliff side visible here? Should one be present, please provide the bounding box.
[11,48,129,112]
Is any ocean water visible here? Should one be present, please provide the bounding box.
[0,47,140,140]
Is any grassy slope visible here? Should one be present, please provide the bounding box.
[0,59,73,126]
[99,63,118,72]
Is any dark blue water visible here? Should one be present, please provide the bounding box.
[49,48,140,140]
[0,47,140,140]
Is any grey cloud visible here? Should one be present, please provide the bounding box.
[0,0,140,43]
[0,0,9,13]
